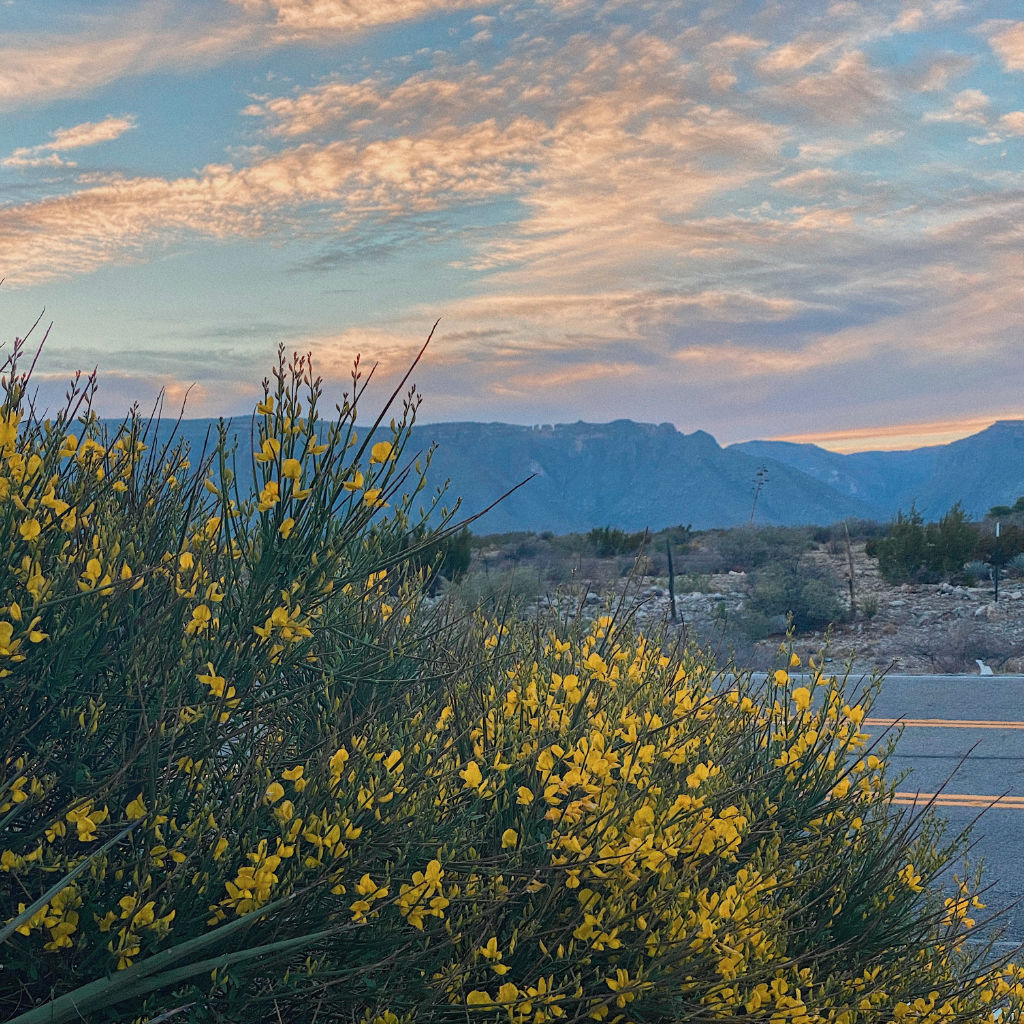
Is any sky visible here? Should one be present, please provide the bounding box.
[0,0,1022,453]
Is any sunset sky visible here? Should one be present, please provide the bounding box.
[1,1,1021,452]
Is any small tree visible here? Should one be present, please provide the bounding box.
[927,502,978,576]
[875,505,928,584]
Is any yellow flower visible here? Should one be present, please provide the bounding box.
[279,518,295,539]
[282,458,302,481]
[197,663,234,701]
[459,760,483,791]
[342,470,364,492]
[125,794,147,820]
[18,518,40,542]
[255,437,281,463]
[370,441,394,464]
[186,604,213,635]
[257,480,280,511]
[792,686,811,712]
[900,863,924,892]
[0,411,21,447]
[516,786,534,805]
[265,781,285,804]
[501,828,518,849]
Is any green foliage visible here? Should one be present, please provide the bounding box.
[987,496,1024,519]
[712,525,813,572]
[2,341,1023,1024]
[584,525,647,558]
[748,558,845,632]
[873,503,979,584]
[976,524,1024,567]
[403,524,473,593]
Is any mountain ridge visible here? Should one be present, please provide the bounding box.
[113,416,1024,533]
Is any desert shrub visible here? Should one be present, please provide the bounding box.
[585,525,648,558]
[873,504,979,584]
[963,561,992,585]
[711,525,813,572]
[2,342,1023,1023]
[442,566,542,614]
[748,558,846,633]
[975,524,1024,567]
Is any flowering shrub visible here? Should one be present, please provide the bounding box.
[1,338,1022,1023]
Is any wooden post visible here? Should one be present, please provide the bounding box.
[666,538,677,623]
[844,521,856,616]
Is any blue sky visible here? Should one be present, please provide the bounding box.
[1,0,1021,451]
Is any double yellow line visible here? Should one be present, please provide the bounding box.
[863,717,1024,808]
[866,718,1024,731]
[891,792,1024,809]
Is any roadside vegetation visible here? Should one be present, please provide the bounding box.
[3,337,1024,1022]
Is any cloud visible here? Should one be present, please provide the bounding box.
[998,111,1024,135]
[2,152,71,169]
[985,20,1024,72]
[0,10,260,112]
[907,52,974,92]
[922,88,989,125]
[228,0,491,34]
[771,415,1013,453]
[759,50,893,122]
[0,113,545,285]
[771,167,841,192]
[758,35,837,74]
[3,115,137,169]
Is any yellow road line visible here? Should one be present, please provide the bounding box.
[892,792,1024,808]
[866,718,1024,730]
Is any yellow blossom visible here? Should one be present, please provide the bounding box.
[370,441,394,464]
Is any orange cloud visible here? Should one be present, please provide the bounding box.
[770,415,1020,453]
[4,115,137,169]
[0,115,544,286]
[229,0,490,34]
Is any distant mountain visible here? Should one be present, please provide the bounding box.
[409,420,879,533]
[730,420,1024,522]
[100,416,1024,533]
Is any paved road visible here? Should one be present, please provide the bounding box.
[859,673,1024,951]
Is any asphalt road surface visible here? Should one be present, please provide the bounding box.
[859,673,1024,952]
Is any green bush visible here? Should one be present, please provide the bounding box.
[711,525,813,572]
[2,341,1023,1024]
[403,524,473,593]
[585,525,648,558]
[873,503,979,584]
[748,558,846,633]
